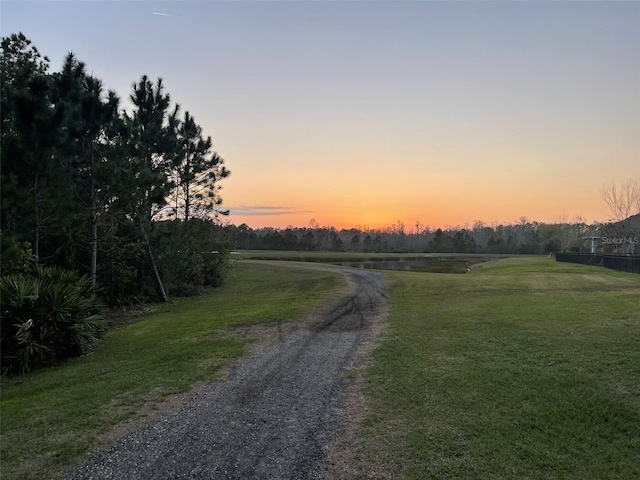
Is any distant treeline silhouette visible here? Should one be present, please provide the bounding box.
[227,218,600,254]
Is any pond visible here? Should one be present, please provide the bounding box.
[332,257,484,274]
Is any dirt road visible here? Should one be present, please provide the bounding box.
[74,264,387,479]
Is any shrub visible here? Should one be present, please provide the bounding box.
[0,232,36,276]
[153,219,234,296]
[98,236,145,305]
[0,266,104,375]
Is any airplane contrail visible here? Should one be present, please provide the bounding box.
[152,12,171,17]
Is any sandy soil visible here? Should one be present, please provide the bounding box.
[73,263,387,480]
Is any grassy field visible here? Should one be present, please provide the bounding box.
[355,257,640,479]
[0,263,345,480]
[3,255,639,479]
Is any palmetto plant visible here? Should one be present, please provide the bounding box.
[1,266,104,375]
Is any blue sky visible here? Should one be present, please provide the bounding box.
[2,1,639,228]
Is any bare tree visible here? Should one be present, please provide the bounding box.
[554,214,589,253]
[600,178,640,222]
[599,178,640,254]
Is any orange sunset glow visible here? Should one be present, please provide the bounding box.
[220,134,634,229]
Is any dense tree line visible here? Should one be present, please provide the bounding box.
[1,33,232,303]
[229,217,600,255]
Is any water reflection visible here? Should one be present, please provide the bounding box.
[331,259,473,273]
[333,260,426,271]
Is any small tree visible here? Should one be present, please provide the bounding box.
[600,178,640,223]
[600,178,640,254]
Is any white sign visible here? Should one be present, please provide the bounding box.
[602,237,639,245]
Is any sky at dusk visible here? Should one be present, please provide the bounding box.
[2,0,639,229]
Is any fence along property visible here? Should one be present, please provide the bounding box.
[558,221,640,274]
[556,253,640,275]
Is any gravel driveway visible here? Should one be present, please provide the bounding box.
[74,264,387,480]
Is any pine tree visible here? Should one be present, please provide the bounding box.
[170,111,230,229]
[1,33,65,260]
[54,53,121,285]
[123,76,177,302]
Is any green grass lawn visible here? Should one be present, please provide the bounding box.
[3,256,639,479]
[356,257,640,479]
[0,262,345,480]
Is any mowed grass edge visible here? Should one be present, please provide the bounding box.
[355,257,640,479]
[0,262,345,480]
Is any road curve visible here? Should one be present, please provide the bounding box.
[74,263,387,480]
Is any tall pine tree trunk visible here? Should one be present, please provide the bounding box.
[33,175,41,261]
[140,221,169,303]
[90,149,98,286]
[90,204,98,287]
[184,180,190,231]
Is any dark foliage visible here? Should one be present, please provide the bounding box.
[1,33,232,309]
[226,217,600,255]
[152,219,234,296]
[0,266,104,375]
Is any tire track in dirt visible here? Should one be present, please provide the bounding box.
[74,263,387,480]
